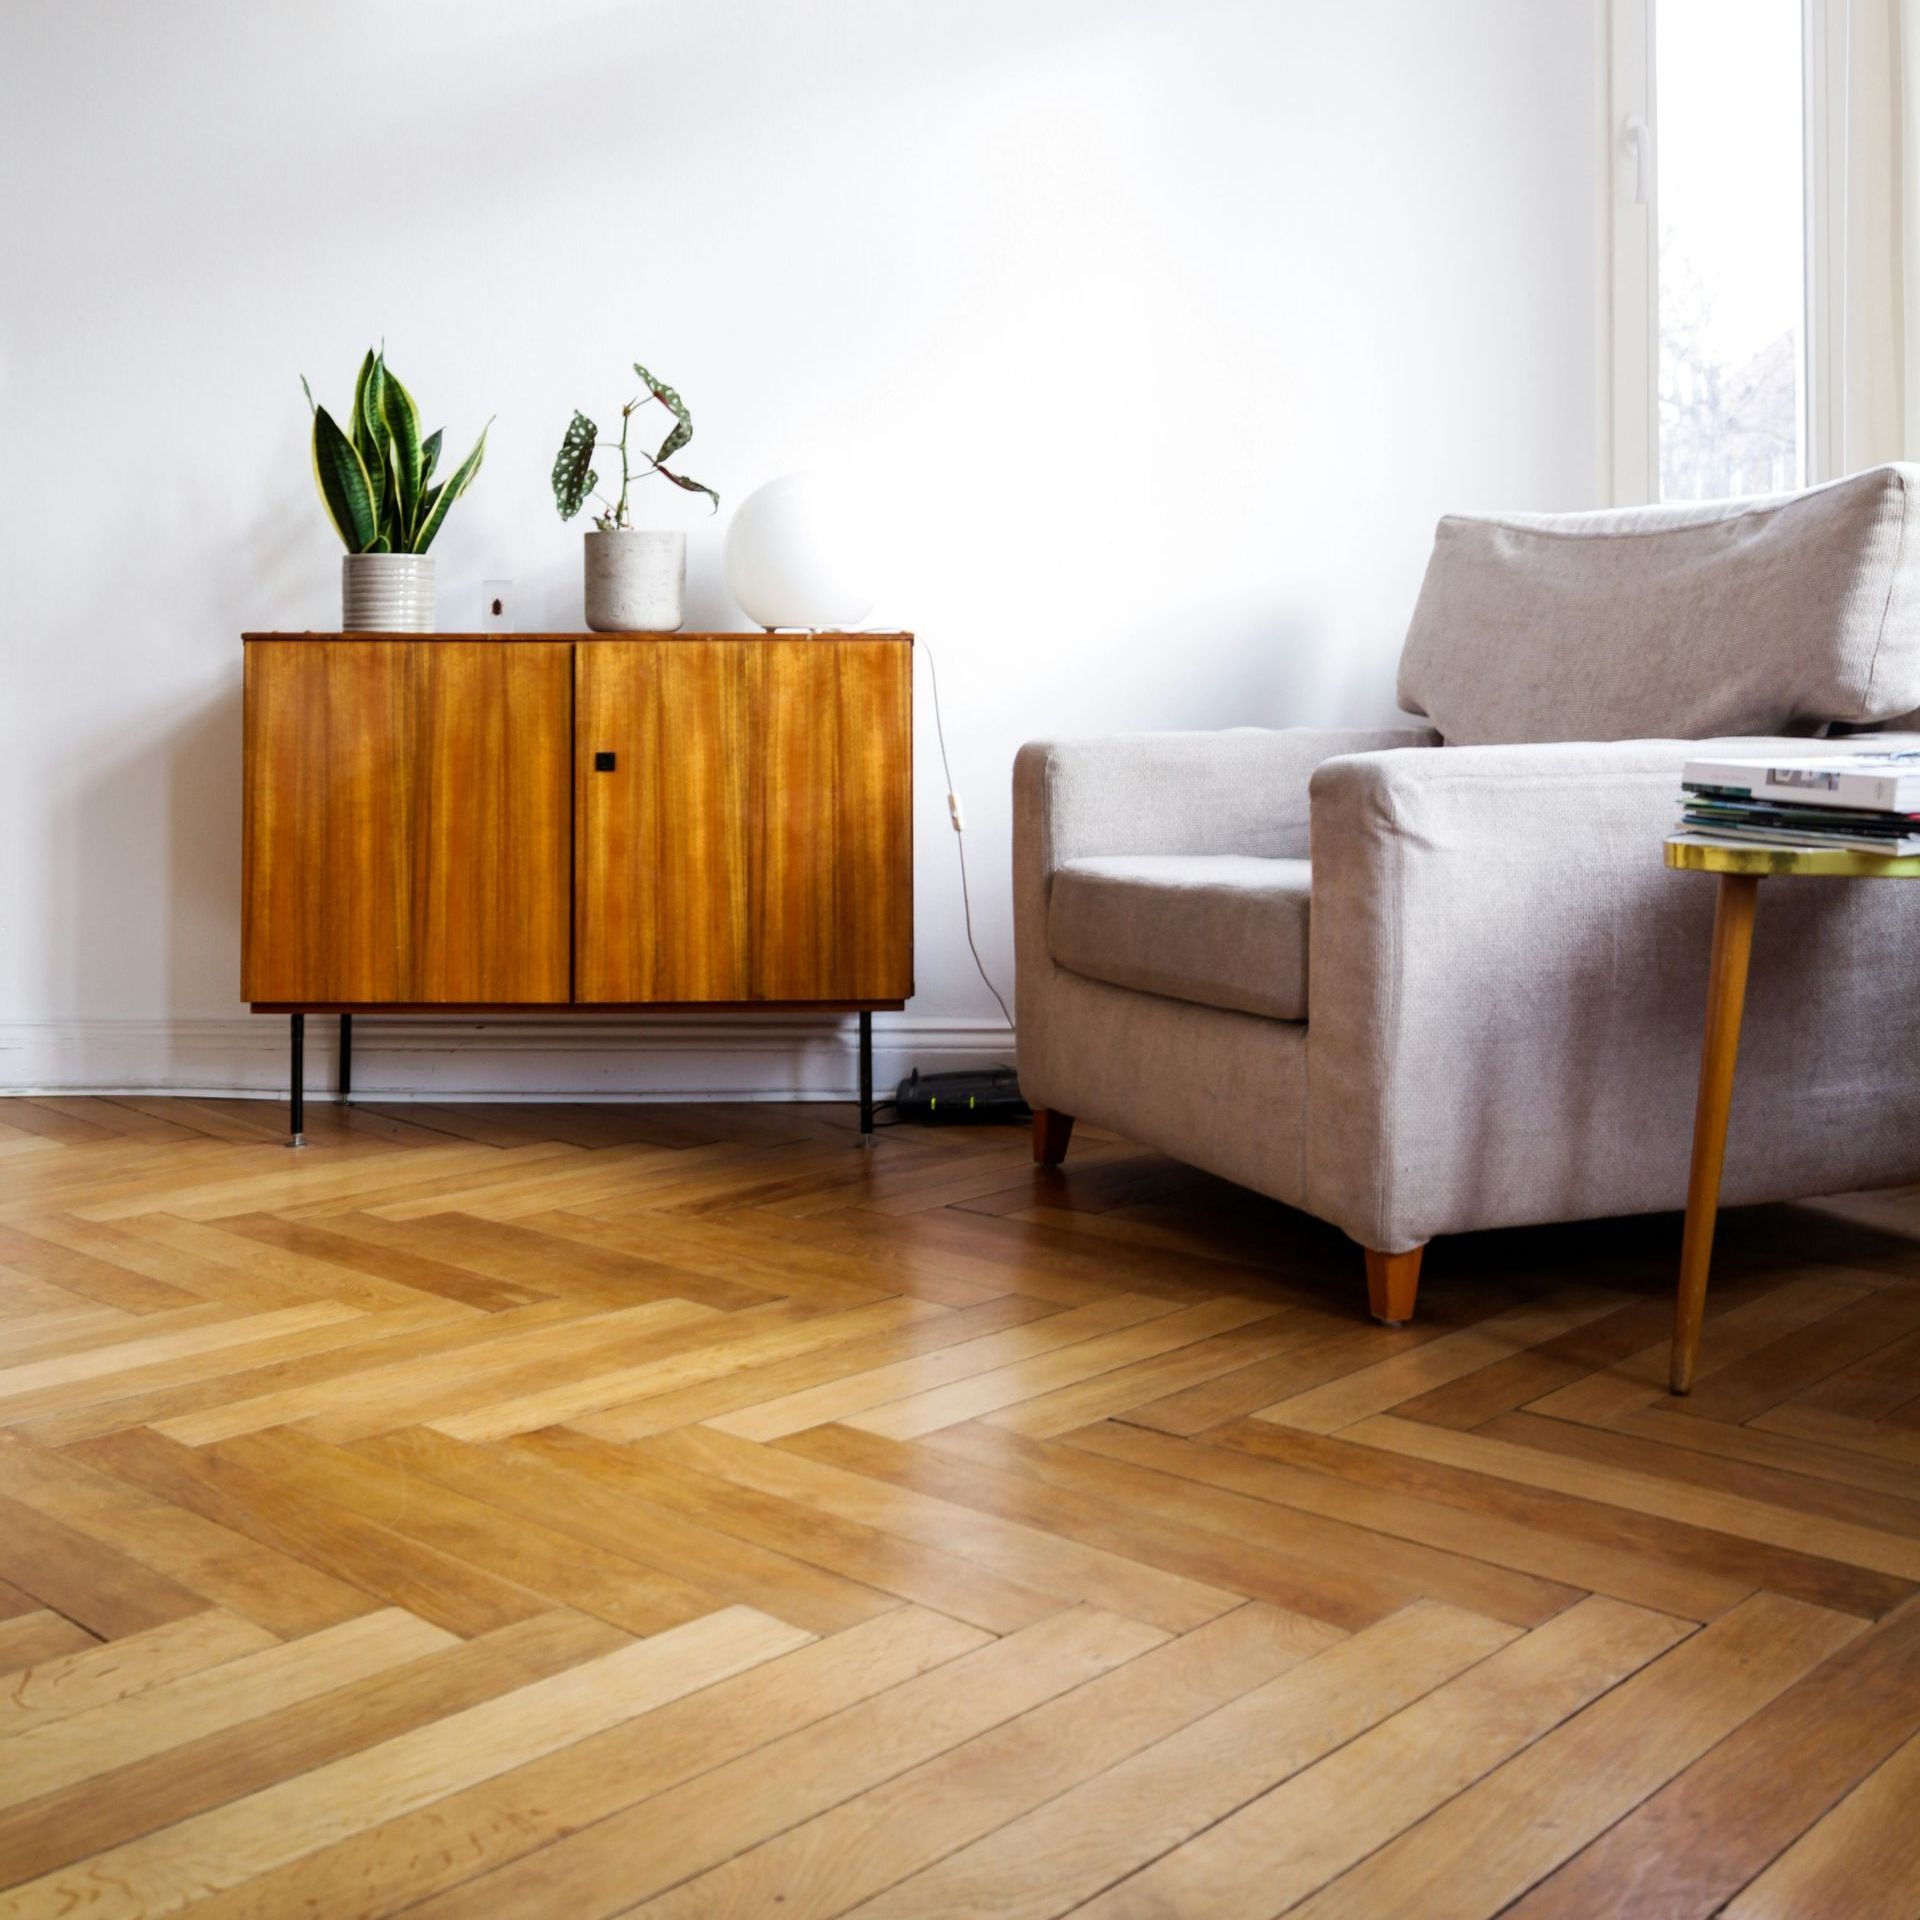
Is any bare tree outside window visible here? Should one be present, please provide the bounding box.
[1655,0,1804,501]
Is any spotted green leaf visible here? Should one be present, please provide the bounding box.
[633,362,694,464]
[659,468,720,512]
[551,410,599,521]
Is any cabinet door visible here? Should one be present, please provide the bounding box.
[243,641,410,1004]
[576,641,752,1002]
[408,643,572,1002]
[752,641,913,1001]
[242,641,570,1004]
[575,639,912,1004]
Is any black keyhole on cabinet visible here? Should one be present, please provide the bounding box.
[594,751,617,772]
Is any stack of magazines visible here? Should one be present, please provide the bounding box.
[1676,749,1920,854]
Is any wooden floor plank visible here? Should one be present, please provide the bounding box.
[0,1614,98,1675]
[657,1421,1236,1634]
[630,1602,1341,1920]
[1252,1287,1629,1433]
[1,1099,1915,1916]
[846,1599,1515,1920]
[1072,1596,1687,1920]
[931,1419,1581,1629]
[1081,1418,1744,1622]
[436,1296,934,1442]
[389,1605,1164,1920]
[1351,1412,1920,1585]
[1719,1727,1920,1920]
[0,1609,453,1812]
[845,1295,1280,1440]
[0,1434,384,1638]
[0,1607,809,1920]
[1281,1594,1861,1919]
[0,1610,281,1744]
[208,1427,727,1637]
[1502,1591,1920,1919]
[170,1605,989,1920]
[0,1610,627,1890]
[65,1427,554,1639]
[699,1295,1186,1443]
[0,1487,209,1639]
[355,1423,904,1637]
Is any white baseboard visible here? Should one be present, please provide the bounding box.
[0,1015,1016,1101]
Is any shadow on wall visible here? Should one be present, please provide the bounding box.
[47,486,312,1041]
[55,681,243,1025]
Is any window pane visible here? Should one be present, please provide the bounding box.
[1656,0,1805,500]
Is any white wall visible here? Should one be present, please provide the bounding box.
[0,0,1604,1097]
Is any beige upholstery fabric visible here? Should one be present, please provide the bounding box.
[1398,466,1920,744]
[1304,738,1920,1249]
[1014,726,1920,1258]
[1014,728,1430,1161]
[1050,854,1311,1021]
[1017,726,1438,869]
[1018,965,1311,1211]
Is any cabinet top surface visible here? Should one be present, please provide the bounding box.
[243,630,913,644]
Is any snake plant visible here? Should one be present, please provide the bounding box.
[302,350,490,553]
[552,362,719,531]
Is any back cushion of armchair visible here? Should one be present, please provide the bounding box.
[1396,465,1920,745]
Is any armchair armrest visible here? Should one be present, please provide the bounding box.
[1015,726,1438,873]
[1303,737,1920,1249]
[1012,726,1435,1119]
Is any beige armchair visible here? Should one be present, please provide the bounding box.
[1014,467,1920,1323]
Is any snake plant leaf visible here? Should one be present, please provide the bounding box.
[660,467,721,512]
[551,411,599,521]
[312,405,379,551]
[358,354,393,524]
[410,419,490,552]
[419,428,442,486]
[633,363,694,463]
[380,364,425,543]
[300,374,317,417]
[349,350,375,454]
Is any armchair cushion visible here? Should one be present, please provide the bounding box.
[1398,465,1920,745]
[1050,854,1311,1021]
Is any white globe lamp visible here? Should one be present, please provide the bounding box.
[724,472,877,630]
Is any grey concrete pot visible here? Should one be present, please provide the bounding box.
[584,530,685,632]
[342,553,434,632]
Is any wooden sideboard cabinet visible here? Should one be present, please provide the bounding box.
[242,632,913,1141]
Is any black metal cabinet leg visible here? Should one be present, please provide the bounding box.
[339,1013,353,1103]
[858,1011,875,1147]
[289,1013,306,1149]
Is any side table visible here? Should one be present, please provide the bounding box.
[1664,836,1920,1394]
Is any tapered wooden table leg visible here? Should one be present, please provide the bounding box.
[1671,872,1761,1395]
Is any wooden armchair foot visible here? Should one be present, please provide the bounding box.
[1364,1245,1425,1325]
[1033,1107,1075,1166]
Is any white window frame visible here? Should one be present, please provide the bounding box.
[1606,0,1837,504]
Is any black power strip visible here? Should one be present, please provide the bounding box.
[893,1067,1030,1126]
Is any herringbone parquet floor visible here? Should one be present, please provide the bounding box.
[1,1093,1917,1917]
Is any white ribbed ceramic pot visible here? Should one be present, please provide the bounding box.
[584,530,685,633]
[342,553,435,632]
